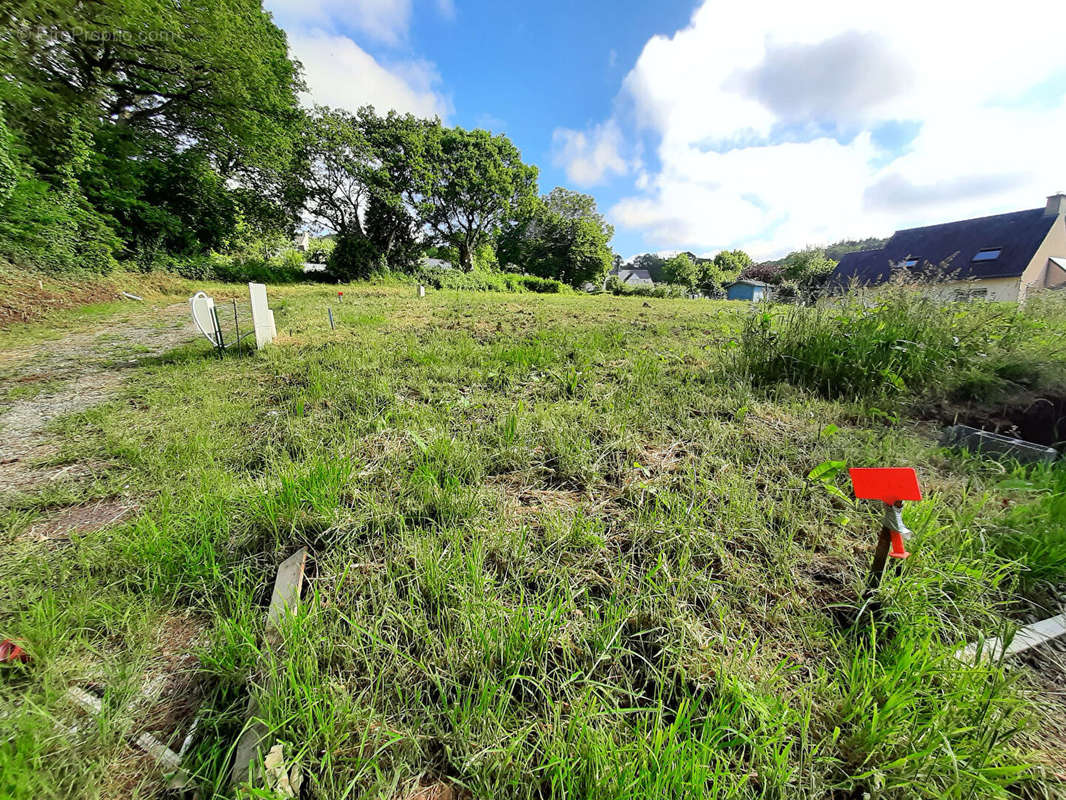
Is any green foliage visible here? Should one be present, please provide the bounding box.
[306,237,335,264]
[782,247,838,294]
[498,188,614,287]
[606,277,689,298]
[738,285,1056,403]
[713,248,752,275]
[0,108,17,204]
[415,265,565,293]
[662,252,699,289]
[0,177,119,274]
[327,232,381,281]
[418,126,538,271]
[989,464,1066,589]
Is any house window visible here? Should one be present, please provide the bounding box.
[900,258,918,268]
[953,288,989,302]
[972,248,1001,261]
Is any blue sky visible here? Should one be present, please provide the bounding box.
[265,0,1066,260]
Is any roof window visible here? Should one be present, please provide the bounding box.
[972,248,1001,262]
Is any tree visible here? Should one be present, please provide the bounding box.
[417,127,538,271]
[662,252,699,288]
[498,187,614,287]
[713,249,753,275]
[783,247,837,285]
[739,262,784,284]
[1,0,303,180]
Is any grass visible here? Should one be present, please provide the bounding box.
[738,285,1066,405]
[0,283,1064,799]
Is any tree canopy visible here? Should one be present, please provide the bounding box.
[498,188,614,287]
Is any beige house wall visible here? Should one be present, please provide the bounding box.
[926,277,1022,302]
[1020,214,1066,299]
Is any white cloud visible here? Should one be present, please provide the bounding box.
[267,0,411,46]
[591,0,1066,257]
[289,30,451,119]
[551,120,629,186]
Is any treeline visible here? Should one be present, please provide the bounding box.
[624,240,865,299]
[0,1,614,287]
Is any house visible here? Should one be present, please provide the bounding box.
[725,279,772,301]
[609,264,654,287]
[830,193,1066,302]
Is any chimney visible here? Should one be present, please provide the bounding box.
[1045,192,1066,216]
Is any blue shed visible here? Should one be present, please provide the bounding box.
[725,279,771,301]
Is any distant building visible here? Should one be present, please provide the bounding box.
[725,279,771,301]
[830,193,1066,302]
[295,232,310,251]
[609,263,654,286]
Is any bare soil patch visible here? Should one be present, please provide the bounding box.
[937,391,1066,447]
[17,498,131,544]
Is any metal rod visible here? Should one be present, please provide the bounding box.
[232,298,240,354]
[328,307,335,330]
[211,306,224,358]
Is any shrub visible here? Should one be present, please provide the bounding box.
[606,278,689,298]
[415,265,565,294]
[737,285,1047,403]
[327,234,380,281]
[162,252,304,284]
[0,178,119,274]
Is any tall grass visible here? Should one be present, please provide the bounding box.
[737,286,1063,404]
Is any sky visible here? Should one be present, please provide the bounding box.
[263,0,1066,261]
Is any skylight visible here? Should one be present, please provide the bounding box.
[972,248,1002,261]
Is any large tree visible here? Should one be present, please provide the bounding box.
[498,187,614,287]
[417,127,538,271]
[0,0,303,179]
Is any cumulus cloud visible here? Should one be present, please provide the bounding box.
[730,31,912,123]
[590,0,1066,257]
[289,31,451,119]
[551,120,629,186]
[267,0,411,46]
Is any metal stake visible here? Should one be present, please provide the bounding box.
[211,306,225,358]
[232,298,240,354]
[328,307,335,330]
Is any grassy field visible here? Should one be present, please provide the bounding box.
[1,282,1064,799]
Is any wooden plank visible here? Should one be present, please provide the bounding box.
[229,548,308,787]
[266,548,307,633]
[958,613,1066,662]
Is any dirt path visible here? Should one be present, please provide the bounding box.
[0,302,194,496]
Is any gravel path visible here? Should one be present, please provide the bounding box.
[0,302,193,496]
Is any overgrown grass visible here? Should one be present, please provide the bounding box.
[738,285,1066,405]
[0,284,1062,798]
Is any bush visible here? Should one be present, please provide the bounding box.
[415,265,565,294]
[0,178,119,273]
[606,277,689,298]
[161,252,304,284]
[327,234,380,281]
[737,285,1053,403]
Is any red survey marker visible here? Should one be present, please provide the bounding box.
[848,467,922,504]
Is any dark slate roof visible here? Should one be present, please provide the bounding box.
[618,269,653,283]
[831,207,1058,286]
